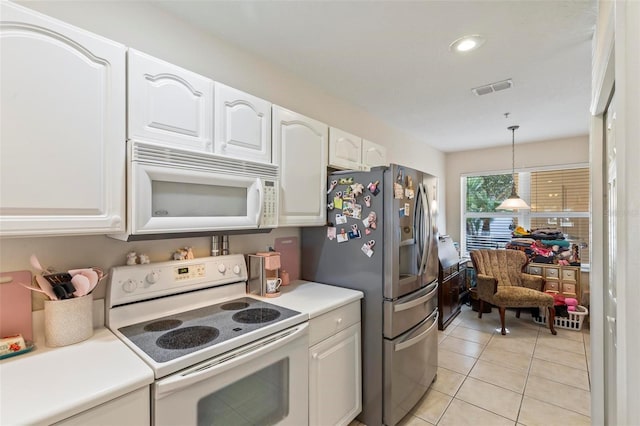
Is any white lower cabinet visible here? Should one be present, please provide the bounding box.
[54,387,149,426]
[308,302,362,426]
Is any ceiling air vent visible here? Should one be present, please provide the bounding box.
[471,78,513,96]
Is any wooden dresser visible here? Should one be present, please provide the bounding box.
[526,262,582,303]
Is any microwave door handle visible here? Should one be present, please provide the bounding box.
[255,178,264,225]
[155,323,308,400]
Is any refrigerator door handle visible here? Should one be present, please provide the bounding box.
[394,310,439,352]
[416,183,430,276]
[394,282,438,312]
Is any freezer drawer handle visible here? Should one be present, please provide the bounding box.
[394,283,438,313]
[394,311,439,352]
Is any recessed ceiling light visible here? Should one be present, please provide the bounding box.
[449,35,486,53]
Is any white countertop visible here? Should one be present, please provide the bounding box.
[0,282,360,425]
[256,280,363,318]
[0,311,154,425]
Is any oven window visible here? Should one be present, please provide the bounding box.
[152,181,248,217]
[197,359,290,425]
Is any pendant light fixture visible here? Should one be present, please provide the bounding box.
[497,125,530,210]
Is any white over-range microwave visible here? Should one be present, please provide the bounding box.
[110,140,278,241]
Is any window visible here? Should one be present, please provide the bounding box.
[462,165,590,265]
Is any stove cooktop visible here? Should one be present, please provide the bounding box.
[118,297,300,363]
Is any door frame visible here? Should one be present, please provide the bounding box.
[590,1,640,424]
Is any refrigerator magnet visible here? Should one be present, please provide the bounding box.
[334,195,343,209]
[327,201,334,211]
[351,204,362,220]
[365,228,372,235]
[404,202,410,215]
[327,227,337,240]
[361,240,375,257]
[363,211,377,229]
[338,177,354,185]
[342,200,354,216]
[348,224,362,240]
[405,188,415,199]
[363,195,371,207]
[335,213,347,224]
[394,182,404,199]
[327,179,338,193]
[337,229,349,243]
[350,183,364,197]
[367,181,380,196]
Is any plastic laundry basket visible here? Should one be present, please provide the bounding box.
[533,305,588,331]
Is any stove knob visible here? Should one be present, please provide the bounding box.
[122,279,137,293]
[233,264,241,275]
[217,263,226,274]
[146,271,159,285]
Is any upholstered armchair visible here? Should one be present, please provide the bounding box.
[470,249,556,335]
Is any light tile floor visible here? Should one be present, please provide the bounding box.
[350,304,591,426]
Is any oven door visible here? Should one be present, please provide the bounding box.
[153,323,308,426]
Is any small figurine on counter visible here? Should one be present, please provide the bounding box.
[173,249,187,261]
[184,247,194,260]
[126,251,138,266]
[138,254,150,264]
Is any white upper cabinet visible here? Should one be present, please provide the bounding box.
[214,83,272,163]
[0,2,126,236]
[272,106,328,226]
[328,127,387,171]
[362,139,388,171]
[329,127,363,170]
[128,48,213,151]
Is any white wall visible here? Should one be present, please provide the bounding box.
[1,1,444,308]
[444,135,589,243]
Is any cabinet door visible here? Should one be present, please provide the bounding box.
[273,106,328,226]
[54,387,149,426]
[0,2,125,236]
[329,127,363,170]
[362,139,388,171]
[309,323,362,426]
[128,48,213,151]
[214,82,272,163]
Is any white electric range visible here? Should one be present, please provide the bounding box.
[106,254,309,426]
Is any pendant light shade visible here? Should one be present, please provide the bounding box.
[497,125,530,210]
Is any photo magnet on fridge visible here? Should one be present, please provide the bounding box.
[337,229,349,243]
[327,227,337,240]
[335,213,348,224]
[348,224,362,240]
[394,182,404,199]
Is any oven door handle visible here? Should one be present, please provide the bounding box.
[154,322,308,400]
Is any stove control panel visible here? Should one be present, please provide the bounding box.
[107,254,248,307]
[174,264,205,281]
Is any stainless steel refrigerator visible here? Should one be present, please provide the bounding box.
[301,164,439,426]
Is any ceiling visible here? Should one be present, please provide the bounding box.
[155,0,597,153]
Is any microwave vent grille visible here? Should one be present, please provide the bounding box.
[132,141,278,179]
